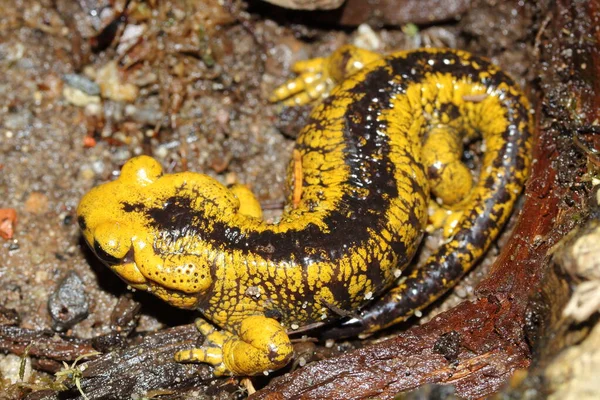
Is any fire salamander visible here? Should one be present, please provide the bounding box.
[77,45,532,376]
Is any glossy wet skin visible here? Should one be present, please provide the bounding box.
[78,46,531,376]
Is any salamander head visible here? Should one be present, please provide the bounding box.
[77,156,239,309]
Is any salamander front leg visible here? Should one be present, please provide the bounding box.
[270,44,382,106]
[228,183,263,220]
[175,316,293,376]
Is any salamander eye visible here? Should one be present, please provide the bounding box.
[93,240,122,265]
[92,221,132,266]
[77,215,87,231]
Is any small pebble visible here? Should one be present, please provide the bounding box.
[97,61,139,102]
[63,86,101,107]
[353,24,381,50]
[63,73,101,96]
[24,192,49,215]
[79,167,96,181]
[48,271,90,332]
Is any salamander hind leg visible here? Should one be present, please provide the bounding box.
[175,316,293,376]
[269,44,382,106]
[422,126,473,238]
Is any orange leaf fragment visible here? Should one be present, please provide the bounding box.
[83,136,97,148]
[0,208,17,240]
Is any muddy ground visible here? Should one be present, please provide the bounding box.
[1,0,598,399]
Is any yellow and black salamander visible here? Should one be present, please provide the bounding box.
[77,45,532,376]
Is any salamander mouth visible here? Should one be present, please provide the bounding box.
[108,256,151,289]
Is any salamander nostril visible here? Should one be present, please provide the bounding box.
[77,215,87,231]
